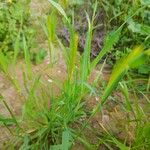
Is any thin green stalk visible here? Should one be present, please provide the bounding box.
[0,95,20,129]
[23,34,32,78]
[3,123,15,136]
[147,75,150,92]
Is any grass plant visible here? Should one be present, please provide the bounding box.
[0,0,149,149]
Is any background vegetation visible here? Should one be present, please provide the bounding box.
[0,0,149,149]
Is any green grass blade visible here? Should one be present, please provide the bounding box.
[91,27,122,71]
[23,34,32,77]
[0,116,16,126]
[46,12,57,43]
[0,94,20,128]
[91,46,148,116]
[46,12,57,65]
[0,51,8,74]
[80,13,92,82]
[48,0,69,23]
[111,137,130,150]
[13,32,20,66]
[101,46,145,104]
[67,28,78,82]
[119,82,132,111]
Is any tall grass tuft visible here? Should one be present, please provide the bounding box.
[0,0,149,149]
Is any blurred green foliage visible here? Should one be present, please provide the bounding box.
[101,0,150,76]
[0,0,34,57]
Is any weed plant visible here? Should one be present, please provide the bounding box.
[101,0,150,76]
[0,0,150,149]
[0,0,34,57]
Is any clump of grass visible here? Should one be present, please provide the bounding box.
[0,0,150,149]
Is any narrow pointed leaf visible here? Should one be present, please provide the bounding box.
[48,0,69,23]
[91,27,122,71]
[101,46,145,104]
